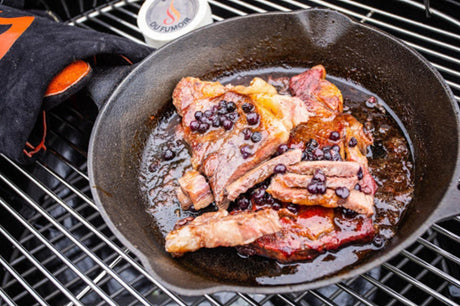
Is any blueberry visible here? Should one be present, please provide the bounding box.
[349,137,358,147]
[189,120,200,131]
[237,197,250,210]
[312,148,324,160]
[218,100,227,109]
[162,149,175,161]
[312,170,326,182]
[200,116,212,125]
[354,183,361,191]
[272,202,282,211]
[194,111,203,120]
[303,150,314,161]
[222,119,233,130]
[240,145,252,159]
[242,103,254,113]
[217,106,228,115]
[226,101,236,112]
[198,122,210,134]
[251,189,266,204]
[306,139,319,149]
[357,167,363,180]
[204,110,213,118]
[246,112,259,125]
[287,204,298,214]
[331,150,342,161]
[335,187,350,199]
[212,117,220,127]
[226,112,239,121]
[307,182,326,194]
[251,131,262,143]
[219,115,227,124]
[329,131,340,141]
[274,164,287,174]
[277,144,289,155]
[242,128,252,140]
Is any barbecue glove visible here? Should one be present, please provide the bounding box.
[0,4,153,164]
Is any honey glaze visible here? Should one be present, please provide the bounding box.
[139,67,414,285]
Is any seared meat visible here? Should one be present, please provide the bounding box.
[289,65,343,116]
[267,175,374,216]
[287,160,361,177]
[282,65,377,215]
[165,209,282,256]
[239,206,375,262]
[176,187,193,210]
[278,172,358,190]
[166,65,378,262]
[177,170,214,210]
[226,149,302,201]
[173,77,310,207]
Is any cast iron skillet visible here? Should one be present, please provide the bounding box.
[88,9,460,295]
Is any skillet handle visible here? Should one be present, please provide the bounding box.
[432,174,460,223]
[86,65,137,110]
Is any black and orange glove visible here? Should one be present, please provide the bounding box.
[0,4,152,163]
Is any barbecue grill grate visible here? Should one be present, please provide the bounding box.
[1,0,459,305]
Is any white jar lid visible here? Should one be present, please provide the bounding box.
[137,0,213,48]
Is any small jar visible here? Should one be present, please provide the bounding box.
[137,0,213,48]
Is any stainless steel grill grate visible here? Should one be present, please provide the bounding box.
[1,0,459,305]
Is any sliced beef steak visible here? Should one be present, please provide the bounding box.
[238,206,375,262]
[173,77,310,207]
[277,172,358,190]
[165,209,282,256]
[177,170,214,210]
[287,160,361,177]
[267,175,374,216]
[225,149,302,201]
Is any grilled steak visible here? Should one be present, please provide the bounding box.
[166,65,378,262]
[238,206,375,262]
[165,209,282,256]
[287,160,361,177]
[177,170,214,210]
[225,149,302,201]
[275,172,358,190]
[173,77,310,208]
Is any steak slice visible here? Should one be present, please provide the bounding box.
[267,175,374,216]
[173,77,310,207]
[238,206,375,262]
[225,149,302,201]
[289,64,343,116]
[278,172,358,190]
[177,170,214,210]
[165,209,282,256]
[287,160,361,177]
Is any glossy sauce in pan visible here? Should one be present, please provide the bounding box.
[139,67,414,285]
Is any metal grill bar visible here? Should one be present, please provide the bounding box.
[0,256,47,306]
[382,262,458,306]
[401,249,460,289]
[0,153,188,306]
[0,160,150,306]
[0,221,83,305]
[1,0,459,305]
[0,288,15,306]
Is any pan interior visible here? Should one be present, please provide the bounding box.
[89,9,459,293]
[140,65,414,286]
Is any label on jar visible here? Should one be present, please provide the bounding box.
[146,0,198,34]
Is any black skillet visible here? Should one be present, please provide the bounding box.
[87,8,460,295]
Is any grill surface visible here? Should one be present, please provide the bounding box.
[1,0,459,305]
